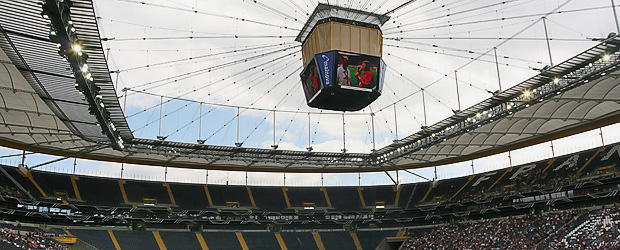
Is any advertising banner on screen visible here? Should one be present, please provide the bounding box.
[334,51,380,91]
[300,58,323,102]
[315,51,335,87]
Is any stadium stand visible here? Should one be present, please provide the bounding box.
[279,232,319,250]
[241,231,281,250]
[68,229,116,250]
[207,185,253,208]
[317,231,358,249]
[286,187,329,209]
[324,187,362,211]
[122,181,172,206]
[74,176,124,206]
[200,232,243,250]
[251,187,289,211]
[360,186,397,208]
[356,230,399,249]
[158,231,203,250]
[0,143,617,249]
[112,230,159,250]
[167,183,210,210]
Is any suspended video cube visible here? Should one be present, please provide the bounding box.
[297,4,389,111]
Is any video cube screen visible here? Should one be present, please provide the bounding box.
[334,51,381,90]
[300,58,323,101]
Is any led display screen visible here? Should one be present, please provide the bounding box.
[334,51,381,91]
[300,58,323,101]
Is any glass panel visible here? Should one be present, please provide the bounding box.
[302,44,309,65]
[351,26,360,53]
[332,22,341,50]
[378,31,383,56]
[317,24,324,52]
[320,23,332,52]
[369,29,379,56]
[313,29,320,55]
[341,24,351,52]
[360,28,370,54]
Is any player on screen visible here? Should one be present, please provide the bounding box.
[336,55,351,86]
[356,60,373,88]
[310,64,319,91]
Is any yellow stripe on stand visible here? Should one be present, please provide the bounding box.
[357,187,366,207]
[488,169,512,191]
[162,183,176,206]
[70,176,81,200]
[532,159,557,185]
[118,180,128,203]
[282,188,291,208]
[541,159,557,174]
[451,176,474,200]
[204,185,213,207]
[108,231,122,250]
[420,182,436,203]
[350,232,363,250]
[195,233,210,250]
[64,229,73,236]
[312,232,326,250]
[26,171,46,197]
[320,188,332,208]
[575,148,606,176]
[275,233,288,250]
[153,232,168,250]
[235,232,249,250]
[247,187,256,208]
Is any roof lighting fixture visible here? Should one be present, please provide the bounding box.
[72,44,81,52]
[522,90,532,98]
[603,54,611,61]
[553,78,560,84]
[81,64,88,72]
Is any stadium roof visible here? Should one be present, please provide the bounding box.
[0,0,619,173]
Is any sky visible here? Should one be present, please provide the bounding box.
[2,0,620,186]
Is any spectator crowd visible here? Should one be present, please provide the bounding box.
[541,204,620,249]
[403,210,579,249]
[403,205,620,250]
[0,227,71,250]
